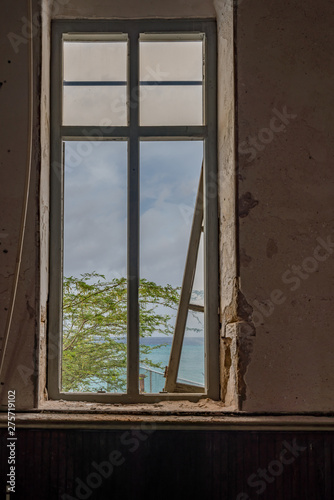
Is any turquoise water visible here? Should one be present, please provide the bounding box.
[140,337,204,393]
[68,337,204,394]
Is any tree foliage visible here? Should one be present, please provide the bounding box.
[62,272,180,392]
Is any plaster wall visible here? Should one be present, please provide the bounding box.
[1,0,334,412]
[52,0,216,19]
[0,0,41,408]
[237,0,334,411]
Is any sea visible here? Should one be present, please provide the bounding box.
[71,336,204,394]
[139,336,204,393]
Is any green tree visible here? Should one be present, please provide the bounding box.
[62,272,180,392]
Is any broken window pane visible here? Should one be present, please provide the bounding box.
[139,140,203,393]
[177,311,205,388]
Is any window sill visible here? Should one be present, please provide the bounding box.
[1,400,334,430]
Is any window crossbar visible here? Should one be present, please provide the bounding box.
[63,80,203,86]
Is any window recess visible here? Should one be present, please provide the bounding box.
[49,20,219,403]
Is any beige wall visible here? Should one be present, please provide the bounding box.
[53,0,216,19]
[237,0,334,411]
[0,0,333,412]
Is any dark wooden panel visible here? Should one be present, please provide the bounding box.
[0,429,333,500]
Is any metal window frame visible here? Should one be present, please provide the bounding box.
[49,19,219,403]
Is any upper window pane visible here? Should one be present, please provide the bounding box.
[63,41,128,126]
[140,39,204,126]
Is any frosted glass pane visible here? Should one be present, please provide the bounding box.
[63,41,127,126]
[140,85,203,126]
[62,141,128,394]
[140,40,203,126]
[63,86,127,126]
[140,41,203,82]
[64,42,127,82]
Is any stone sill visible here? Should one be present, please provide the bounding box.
[0,400,334,430]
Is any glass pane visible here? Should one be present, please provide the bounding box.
[191,233,204,307]
[140,40,203,126]
[64,42,127,82]
[140,86,202,127]
[62,141,127,393]
[140,40,203,82]
[139,141,203,393]
[63,41,127,126]
[63,86,127,126]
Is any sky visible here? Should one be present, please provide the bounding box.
[63,140,204,292]
[62,39,205,339]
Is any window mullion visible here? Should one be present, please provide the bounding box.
[204,28,219,400]
[127,31,140,396]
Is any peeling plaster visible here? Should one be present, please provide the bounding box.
[237,326,254,408]
[221,337,232,402]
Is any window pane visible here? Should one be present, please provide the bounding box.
[62,141,127,394]
[191,233,204,307]
[140,40,203,82]
[64,42,127,82]
[139,141,203,393]
[140,40,203,126]
[63,41,127,126]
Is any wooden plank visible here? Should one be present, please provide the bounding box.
[173,382,205,394]
[188,303,205,313]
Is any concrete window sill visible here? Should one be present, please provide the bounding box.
[1,400,334,430]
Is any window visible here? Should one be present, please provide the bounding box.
[49,20,219,403]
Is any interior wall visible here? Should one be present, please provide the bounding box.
[1,427,332,499]
[52,0,216,19]
[0,0,41,409]
[237,0,334,411]
[0,0,334,412]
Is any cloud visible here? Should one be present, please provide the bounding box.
[63,141,127,279]
[63,140,204,295]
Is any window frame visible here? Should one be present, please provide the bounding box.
[48,19,219,403]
